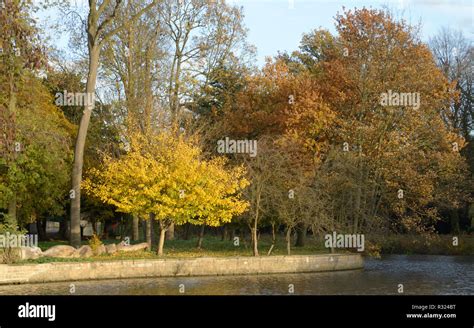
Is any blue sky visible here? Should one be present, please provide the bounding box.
[36,0,473,66]
[236,0,473,65]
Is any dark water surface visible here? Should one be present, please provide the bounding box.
[0,255,472,295]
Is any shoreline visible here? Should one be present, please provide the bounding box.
[0,254,363,285]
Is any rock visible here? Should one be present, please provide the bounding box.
[105,243,117,254]
[118,242,149,252]
[43,245,77,258]
[76,245,93,258]
[115,241,126,251]
[20,247,43,260]
[95,244,106,256]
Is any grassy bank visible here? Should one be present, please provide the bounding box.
[371,234,474,256]
[24,235,330,264]
[15,233,474,265]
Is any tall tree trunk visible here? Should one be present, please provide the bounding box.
[132,214,139,241]
[70,45,100,248]
[172,53,182,123]
[143,44,153,133]
[196,225,205,249]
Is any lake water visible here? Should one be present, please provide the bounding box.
[0,255,472,295]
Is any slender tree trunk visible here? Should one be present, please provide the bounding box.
[251,227,259,256]
[196,225,205,249]
[146,214,153,251]
[172,54,182,123]
[271,223,276,245]
[252,192,261,256]
[70,45,100,248]
[286,227,292,255]
[252,227,258,256]
[267,223,276,256]
[266,224,275,256]
[143,45,153,133]
[168,46,177,116]
[132,214,139,241]
[157,221,167,256]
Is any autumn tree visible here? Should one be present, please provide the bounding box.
[210,59,335,254]
[266,137,332,255]
[290,8,472,234]
[84,130,248,255]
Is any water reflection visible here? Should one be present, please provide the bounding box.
[0,255,472,295]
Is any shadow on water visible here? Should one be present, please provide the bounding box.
[0,255,472,295]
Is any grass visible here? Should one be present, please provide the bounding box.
[14,233,474,265]
[20,235,331,265]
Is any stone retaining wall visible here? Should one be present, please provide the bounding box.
[0,254,363,285]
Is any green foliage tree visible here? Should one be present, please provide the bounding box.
[0,1,72,233]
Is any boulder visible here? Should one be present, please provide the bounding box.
[118,242,149,252]
[43,245,77,258]
[76,245,93,258]
[105,243,117,254]
[115,241,127,251]
[95,244,106,256]
[20,246,43,260]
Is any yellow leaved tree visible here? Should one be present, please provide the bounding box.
[83,131,249,255]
